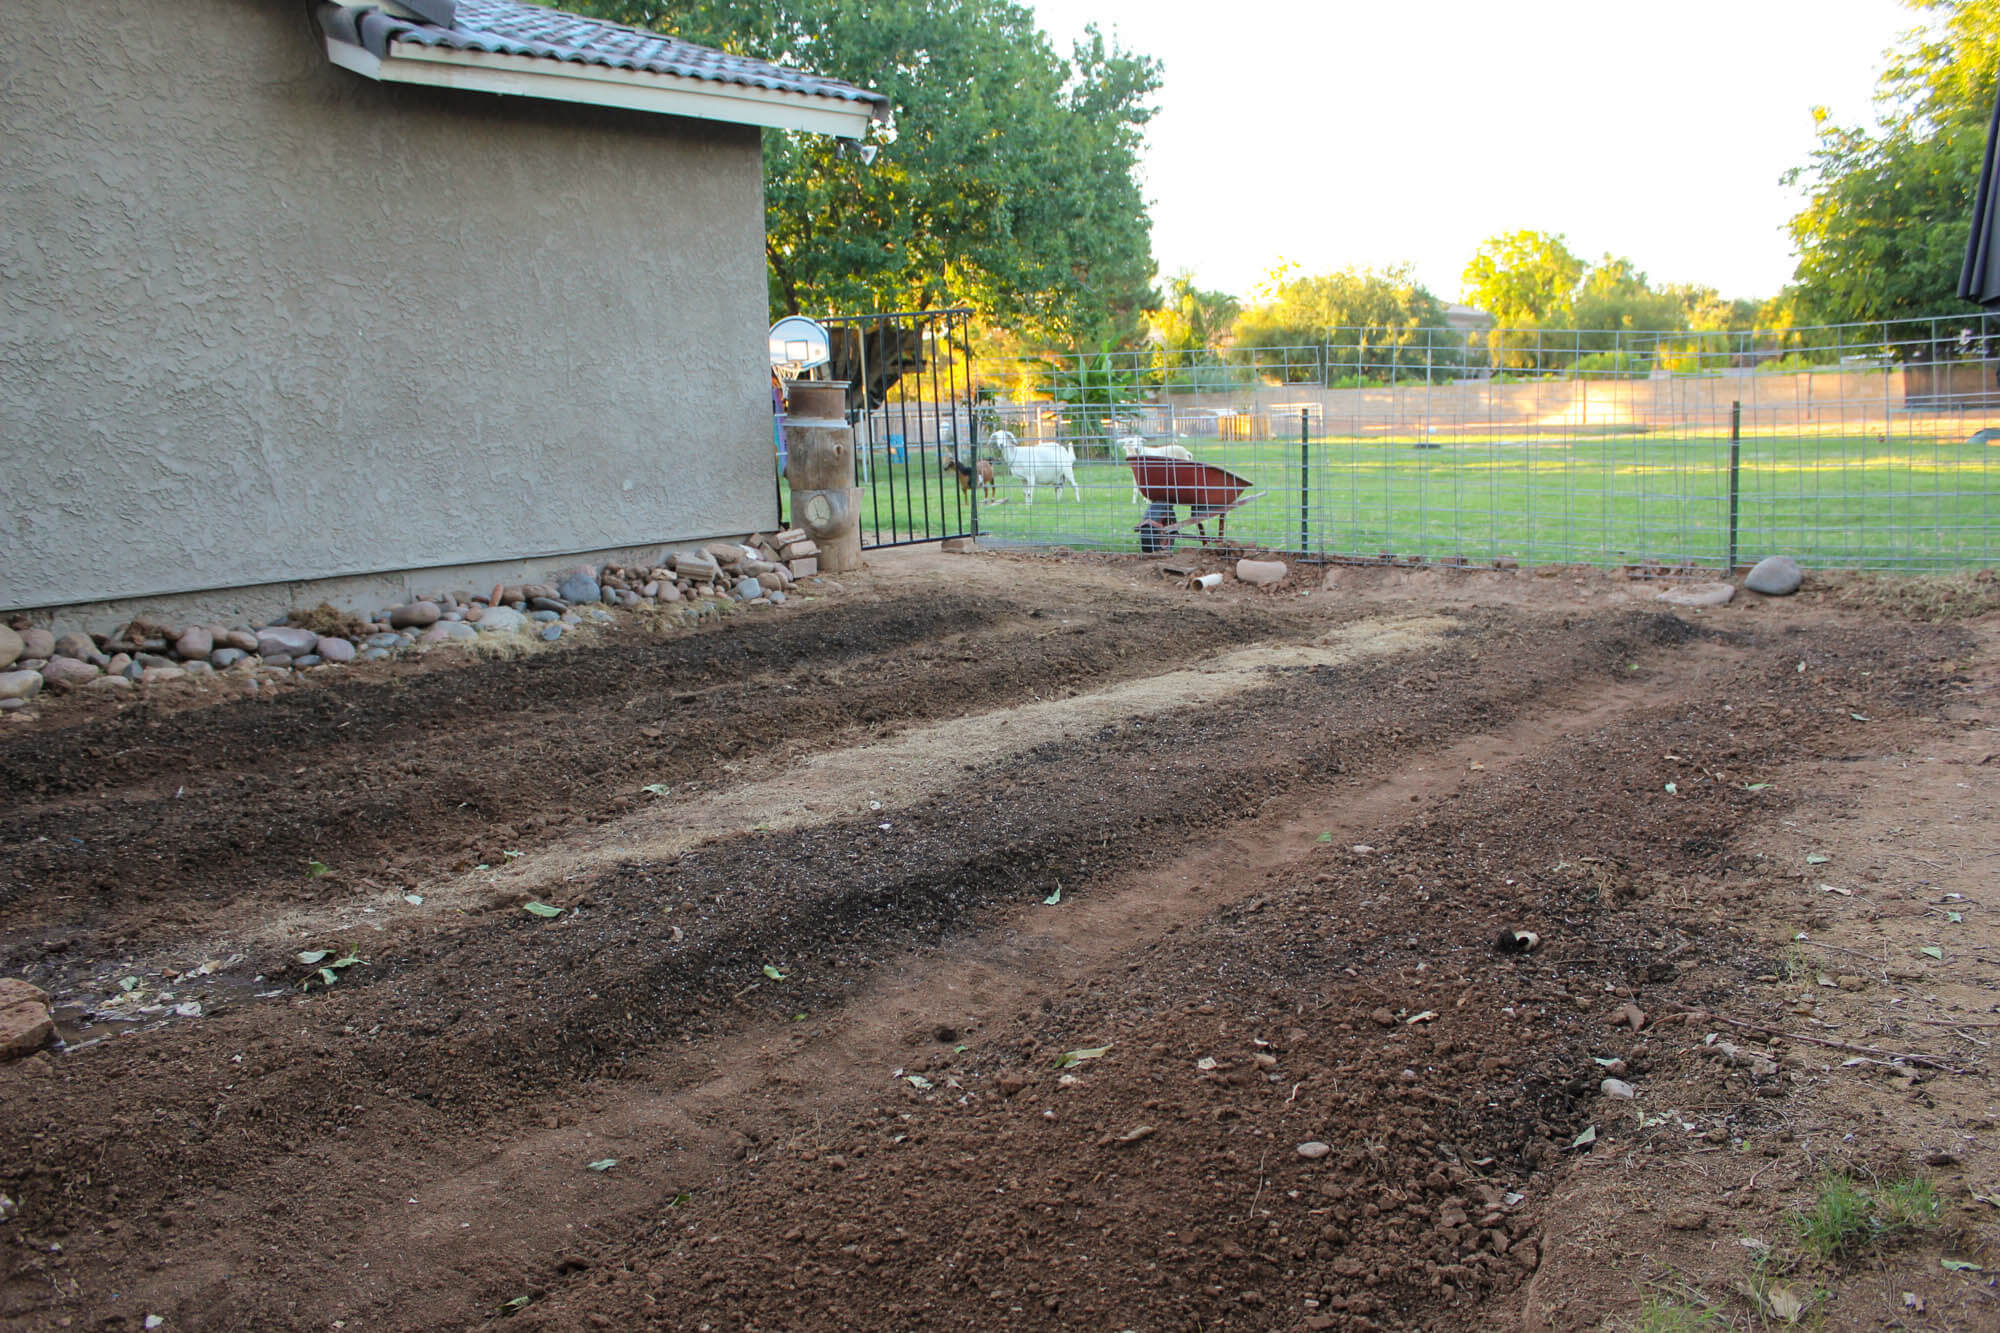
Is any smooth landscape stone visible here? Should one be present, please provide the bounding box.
[1235,558,1288,586]
[462,605,484,623]
[122,662,143,681]
[84,675,133,692]
[767,589,788,605]
[105,653,133,675]
[222,628,260,652]
[1656,582,1735,607]
[0,699,25,712]
[735,582,764,601]
[316,636,356,663]
[41,656,101,688]
[257,626,317,658]
[365,632,402,648]
[20,628,54,660]
[53,633,98,662]
[476,607,526,635]
[558,570,601,604]
[292,654,322,668]
[441,610,463,622]
[420,622,478,643]
[0,627,21,670]
[140,666,189,685]
[0,671,42,702]
[175,626,213,660]
[182,661,214,676]
[529,610,560,623]
[529,596,568,614]
[261,654,293,668]
[135,652,176,670]
[539,624,563,641]
[361,646,391,662]
[389,602,441,629]
[1744,555,1803,596]
[210,647,247,669]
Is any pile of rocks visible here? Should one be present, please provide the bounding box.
[0,534,823,717]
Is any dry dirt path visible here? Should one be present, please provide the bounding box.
[2,550,1992,1332]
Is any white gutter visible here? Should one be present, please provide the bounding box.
[325,37,878,138]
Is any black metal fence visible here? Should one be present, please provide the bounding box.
[811,308,979,549]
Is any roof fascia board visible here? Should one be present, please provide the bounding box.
[325,36,873,137]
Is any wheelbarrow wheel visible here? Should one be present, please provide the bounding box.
[1138,501,1176,554]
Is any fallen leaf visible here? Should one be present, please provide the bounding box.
[1765,1285,1805,1322]
[1819,884,1852,896]
[1406,1010,1438,1025]
[404,893,424,906]
[1054,1045,1111,1069]
[500,1295,532,1313]
[1921,946,1944,961]
[586,1159,618,1172]
[1569,1125,1597,1149]
[905,1074,933,1090]
[522,901,563,918]
[1116,1124,1155,1143]
[1043,887,1062,905]
[640,783,671,796]
[297,950,330,965]
[1948,911,1964,923]
[1742,782,1773,791]
[1315,831,1333,843]
[1664,782,1678,795]
[1850,712,1870,722]
[1806,854,1831,865]
[762,964,788,981]
[1195,1056,1218,1071]
[1942,1258,1982,1273]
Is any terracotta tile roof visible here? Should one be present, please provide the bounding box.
[322,0,889,117]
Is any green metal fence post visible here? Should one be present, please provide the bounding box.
[1300,408,1311,556]
[1728,400,1741,574]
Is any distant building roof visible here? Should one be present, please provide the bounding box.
[319,0,889,137]
[1445,304,1495,333]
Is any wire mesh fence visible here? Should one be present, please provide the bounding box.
[962,315,2000,572]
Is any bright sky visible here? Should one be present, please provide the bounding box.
[1030,0,1919,304]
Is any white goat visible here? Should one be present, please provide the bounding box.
[1119,436,1194,503]
[992,430,1079,505]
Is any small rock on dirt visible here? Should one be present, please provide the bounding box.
[1369,1007,1396,1027]
[0,671,41,703]
[1600,1077,1637,1099]
[1744,555,1803,596]
[0,626,21,669]
[1608,1001,1647,1031]
[1296,1141,1331,1159]
[0,978,54,1059]
[1235,558,1287,587]
[41,656,101,688]
[1655,582,1734,607]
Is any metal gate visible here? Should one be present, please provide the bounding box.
[813,308,979,549]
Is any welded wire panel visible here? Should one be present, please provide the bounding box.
[968,317,2000,573]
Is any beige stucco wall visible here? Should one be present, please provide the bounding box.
[2,0,777,614]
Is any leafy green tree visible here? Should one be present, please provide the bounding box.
[1233,263,1451,383]
[1145,271,1242,392]
[573,0,1161,343]
[1783,0,1998,337]
[1460,231,1585,327]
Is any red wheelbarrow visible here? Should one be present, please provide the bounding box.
[1128,455,1264,554]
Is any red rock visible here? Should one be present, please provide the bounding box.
[0,978,53,1059]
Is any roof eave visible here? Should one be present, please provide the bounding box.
[325,36,880,138]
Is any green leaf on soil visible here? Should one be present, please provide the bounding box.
[1664,782,1677,795]
[1592,1056,1620,1066]
[120,976,140,991]
[1941,1258,1982,1272]
[404,893,424,906]
[522,901,563,918]
[587,1159,618,1172]
[1742,782,1772,791]
[297,950,330,965]
[640,783,671,796]
[305,860,330,878]
[500,1295,532,1313]
[1949,911,1965,924]
[762,964,787,981]
[666,1192,692,1209]
[503,850,522,859]
[1043,887,1062,905]
[1054,1046,1111,1069]
[317,968,338,986]
[1315,831,1333,843]
[1805,854,1830,865]
[1850,713,1870,722]
[906,1074,933,1090]
[1569,1125,1597,1149]
[1921,946,1944,960]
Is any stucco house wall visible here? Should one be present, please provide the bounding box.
[1,0,789,615]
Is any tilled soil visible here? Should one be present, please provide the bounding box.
[0,552,1992,1332]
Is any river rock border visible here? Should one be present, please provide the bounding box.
[0,534,825,721]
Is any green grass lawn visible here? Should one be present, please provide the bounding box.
[787,431,1999,571]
